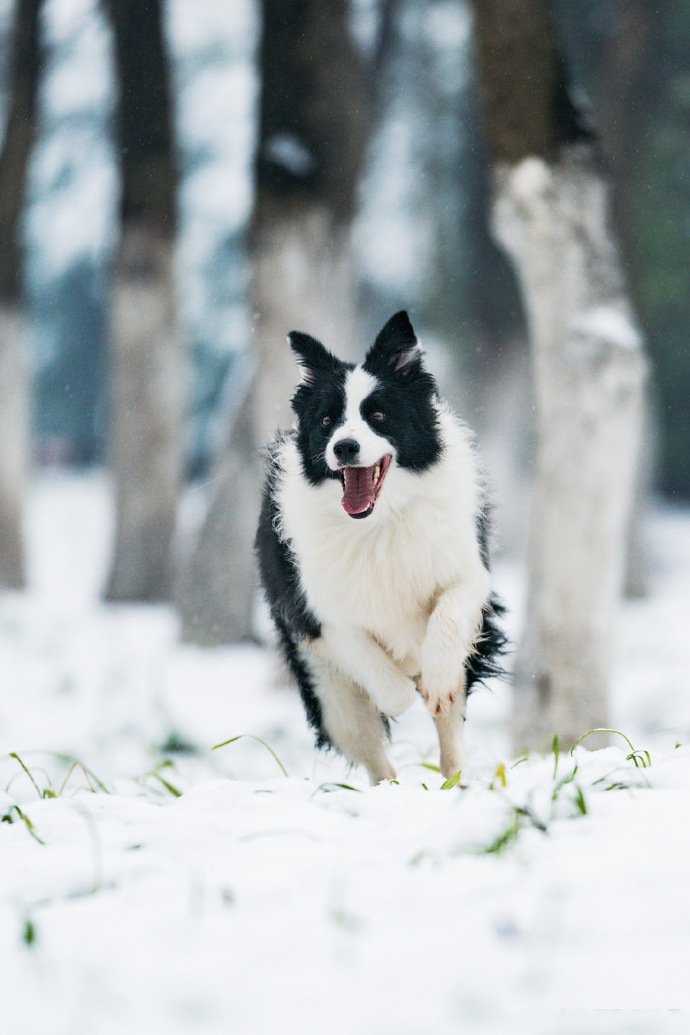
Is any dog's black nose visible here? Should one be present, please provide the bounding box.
[333,438,360,463]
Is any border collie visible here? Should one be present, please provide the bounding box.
[256,311,506,783]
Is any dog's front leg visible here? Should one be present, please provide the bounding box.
[420,569,490,718]
[315,626,418,717]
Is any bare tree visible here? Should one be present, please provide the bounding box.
[0,0,42,590]
[178,0,371,644]
[470,0,647,749]
[103,0,181,602]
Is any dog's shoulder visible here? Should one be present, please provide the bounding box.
[256,428,294,560]
[261,429,294,488]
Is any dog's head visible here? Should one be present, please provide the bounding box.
[288,311,442,520]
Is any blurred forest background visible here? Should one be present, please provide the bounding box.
[1,0,687,487]
[0,0,688,741]
[2,6,690,1016]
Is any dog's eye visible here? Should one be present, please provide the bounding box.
[371,411,386,423]
[321,415,332,428]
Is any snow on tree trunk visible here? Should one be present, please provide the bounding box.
[470,0,648,749]
[178,0,368,645]
[0,0,43,590]
[103,0,181,602]
[0,306,30,589]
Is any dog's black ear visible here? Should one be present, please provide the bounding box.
[288,331,337,385]
[365,310,420,374]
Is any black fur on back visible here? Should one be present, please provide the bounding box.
[255,434,332,748]
[465,502,510,694]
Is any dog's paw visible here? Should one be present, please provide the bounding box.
[372,672,418,717]
[418,678,463,718]
[420,618,479,718]
[419,655,466,717]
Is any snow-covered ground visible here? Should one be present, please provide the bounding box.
[1,474,690,1034]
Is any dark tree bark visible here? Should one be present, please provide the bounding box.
[597,0,655,233]
[471,0,647,749]
[0,0,43,590]
[178,0,371,644]
[103,0,182,602]
[597,0,657,600]
[472,0,592,165]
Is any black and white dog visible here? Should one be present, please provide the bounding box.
[256,311,506,783]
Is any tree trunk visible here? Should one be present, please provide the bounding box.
[104,0,181,602]
[0,305,31,589]
[598,0,657,600]
[471,0,648,750]
[176,366,259,644]
[250,0,370,436]
[178,0,369,644]
[0,0,43,590]
[252,206,359,443]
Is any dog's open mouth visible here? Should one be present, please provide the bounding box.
[338,455,392,519]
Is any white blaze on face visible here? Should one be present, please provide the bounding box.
[326,366,392,470]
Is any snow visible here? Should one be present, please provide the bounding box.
[425,0,473,58]
[263,133,317,178]
[505,156,553,202]
[2,473,690,1033]
[572,305,643,351]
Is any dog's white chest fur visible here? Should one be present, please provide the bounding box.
[276,407,483,674]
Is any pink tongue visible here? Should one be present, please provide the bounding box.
[342,466,376,515]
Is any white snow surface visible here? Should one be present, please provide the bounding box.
[2,474,690,1034]
[572,305,643,351]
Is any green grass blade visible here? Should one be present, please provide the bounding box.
[490,762,508,790]
[552,734,560,780]
[574,785,588,815]
[2,805,45,844]
[151,773,183,798]
[8,753,44,799]
[571,728,636,756]
[22,918,37,947]
[312,782,363,796]
[212,734,289,777]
